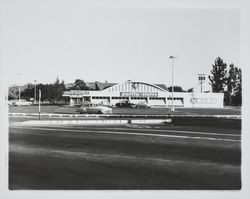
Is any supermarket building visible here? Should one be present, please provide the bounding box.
[63,80,224,108]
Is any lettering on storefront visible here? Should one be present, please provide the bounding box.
[63,91,90,98]
[71,91,89,95]
[120,92,158,97]
[190,98,217,104]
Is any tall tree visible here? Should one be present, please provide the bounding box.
[225,64,237,105]
[208,57,228,92]
[224,64,242,106]
[227,64,237,93]
[232,67,242,105]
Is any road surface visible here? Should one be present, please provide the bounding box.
[9,123,241,190]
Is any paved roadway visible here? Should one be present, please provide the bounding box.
[9,122,241,190]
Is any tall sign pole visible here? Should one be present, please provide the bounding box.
[198,74,206,93]
[38,89,41,120]
[169,56,177,112]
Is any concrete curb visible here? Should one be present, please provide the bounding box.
[15,119,172,126]
[9,112,241,119]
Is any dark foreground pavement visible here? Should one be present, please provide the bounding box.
[9,121,241,190]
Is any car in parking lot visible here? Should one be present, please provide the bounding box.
[79,103,112,114]
[116,100,150,108]
[115,100,136,108]
[135,102,150,108]
[13,99,32,106]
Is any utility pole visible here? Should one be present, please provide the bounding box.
[198,74,206,93]
[169,56,177,112]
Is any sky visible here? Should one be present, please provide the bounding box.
[0,1,240,91]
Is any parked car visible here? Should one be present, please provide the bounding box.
[135,102,150,108]
[13,99,32,106]
[8,101,14,105]
[8,100,18,106]
[42,100,52,104]
[79,104,112,114]
[115,100,136,108]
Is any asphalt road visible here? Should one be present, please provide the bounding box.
[9,123,241,190]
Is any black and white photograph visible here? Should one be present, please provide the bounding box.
[0,0,250,198]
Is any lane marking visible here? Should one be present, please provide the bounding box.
[10,126,241,142]
[53,126,241,138]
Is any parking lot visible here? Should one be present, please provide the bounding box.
[9,105,241,116]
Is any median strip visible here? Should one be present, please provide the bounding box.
[14,119,172,126]
[9,112,241,119]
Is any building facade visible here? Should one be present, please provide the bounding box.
[63,80,224,108]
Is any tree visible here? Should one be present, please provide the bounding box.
[49,78,66,102]
[232,67,242,105]
[8,86,19,100]
[19,78,66,103]
[223,64,242,106]
[69,79,88,90]
[208,57,227,92]
[167,86,186,92]
[21,83,35,100]
[224,64,237,105]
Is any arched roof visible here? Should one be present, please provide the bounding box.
[103,80,168,93]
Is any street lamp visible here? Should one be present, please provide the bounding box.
[34,80,37,104]
[169,56,177,112]
[38,89,41,120]
[17,73,21,102]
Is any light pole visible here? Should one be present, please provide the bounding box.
[17,73,21,102]
[38,89,42,120]
[38,89,41,120]
[34,80,37,104]
[169,56,177,112]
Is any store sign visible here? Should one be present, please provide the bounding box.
[63,91,90,97]
[71,91,89,95]
[190,98,217,104]
[120,92,158,97]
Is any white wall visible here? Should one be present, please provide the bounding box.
[182,92,224,108]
